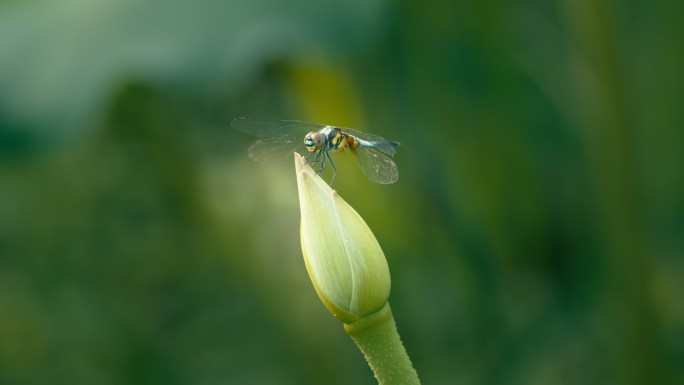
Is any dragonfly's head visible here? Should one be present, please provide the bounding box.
[304,131,325,151]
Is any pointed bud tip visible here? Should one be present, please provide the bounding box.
[294,152,304,172]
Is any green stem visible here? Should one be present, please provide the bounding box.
[344,304,421,385]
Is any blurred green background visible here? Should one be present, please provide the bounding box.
[1,0,682,384]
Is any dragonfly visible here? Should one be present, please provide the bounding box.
[232,117,400,184]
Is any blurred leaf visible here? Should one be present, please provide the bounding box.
[0,0,386,138]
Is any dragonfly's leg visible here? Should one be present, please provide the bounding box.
[317,151,327,174]
[310,150,322,167]
[325,151,336,186]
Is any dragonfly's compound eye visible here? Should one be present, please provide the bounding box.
[304,132,324,149]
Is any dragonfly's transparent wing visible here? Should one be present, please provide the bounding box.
[232,117,325,138]
[342,127,399,156]
[247,136,310,166]
[354,147,399,184]
[233,117,324,166]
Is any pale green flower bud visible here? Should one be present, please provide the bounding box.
[294,153,391,323]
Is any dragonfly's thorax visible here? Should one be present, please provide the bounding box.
[304,126,356,152]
